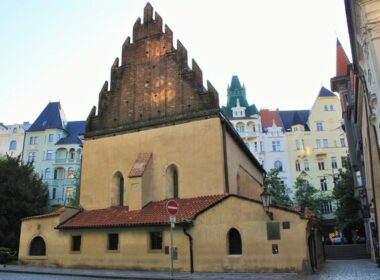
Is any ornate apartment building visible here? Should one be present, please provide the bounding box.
[22,102,85,207]
[0,122,30,157]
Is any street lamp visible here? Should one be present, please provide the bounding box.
[260,185,273,220]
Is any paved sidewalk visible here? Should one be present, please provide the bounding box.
[0,259,379,279]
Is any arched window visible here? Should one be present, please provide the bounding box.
[111,172,124,207]
[274,160,283,172]
[165,164,179,199]
[76,149,82,162]
[45,168,51,179]
[228,228,242,255]
[9,140,17,151]
[235,122,245,134]
[119,176,124,206]
[67,167,75,179]
[29,236,46,256]
[295,160,301,172]
[69,148,75,161]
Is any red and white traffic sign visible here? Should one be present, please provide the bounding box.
[166,200,178,215]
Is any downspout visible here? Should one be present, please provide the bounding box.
[183,221,194,273]
[222,121,229,193]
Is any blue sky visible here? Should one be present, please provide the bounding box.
[0,0,351,124]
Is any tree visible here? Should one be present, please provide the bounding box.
[294,177,330,218]
[264,168,292,206]
[68,173,80,207]
[0,156,48,251]
[333,166,363,242]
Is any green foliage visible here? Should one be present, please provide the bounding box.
[333,166,363,237]
[294,177,331,218]
[264,168,292,206]
[68,173,80,207]
[0,156,48,251]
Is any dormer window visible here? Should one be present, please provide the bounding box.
[231,98,246,118]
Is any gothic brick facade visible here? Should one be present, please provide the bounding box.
[86,3,219,137]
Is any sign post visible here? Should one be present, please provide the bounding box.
[166,200,178,277]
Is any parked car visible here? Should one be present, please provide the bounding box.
[356,235,366,243]
[332,235,344,245]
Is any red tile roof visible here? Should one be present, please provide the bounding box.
[128,153,152,178]
[22,207,66,221]
[260,109,282,128]
[288,206,316,218]
[336,39,350,77]
[57,194,228,229]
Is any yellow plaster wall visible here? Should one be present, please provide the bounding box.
[19,197,312,272]
[225,132,264,199]
[189,196,310,272]
[80,118,226,210]
[19,216,190,271]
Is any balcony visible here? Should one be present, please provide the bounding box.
[238,131,260,139]
[43,179,77,187]
[48,197,74,207]
[55,158,81,164]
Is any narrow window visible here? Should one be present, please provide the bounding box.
[29,136,33,145]
[228,228,242,255]
[296,139,300,150]
[331,157,337,169]
[69,148,75,161]
[29,236,46,256]
[45,168,51,179]
[316,122,323,131]
[318,161,325,170]
[295,160,301,171]
[150,232,163,250]
[316,139,321,148]
[108,234,119,251]
[48,134,54,142]
[12,127,17,134]
[119,176,124,206]
[46,150,53,160]
[71,236,81,252]
[320,179,328,191]
[52,188,56,199]
[324,105,329,111]
[28,152,35,162]
[323,139,328,148]
[330,105,334,111]
[9,140,17,151]
[274,160,283,172]
[340,138,346,147]
[33,136,38,144]
[173,170,178,198]
[304,160,310,171]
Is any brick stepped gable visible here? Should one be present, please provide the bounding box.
[86,3,220,137]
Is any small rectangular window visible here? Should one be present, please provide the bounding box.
[316,122,323,131]
[71,235,81,252]
[331,157,337,169]
[316,139,321,148]
[48,134,54,142]
[282,221,290,229]
[340,138,346,147]
[323,139,328,148]
[150,232,162,250]
[46,150,53,160]
[108,233,119,251]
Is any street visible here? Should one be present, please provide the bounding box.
[0,259,379,280]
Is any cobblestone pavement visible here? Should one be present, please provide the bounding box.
[0,259,379,279]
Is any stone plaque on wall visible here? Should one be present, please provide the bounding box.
[267,222,281,240]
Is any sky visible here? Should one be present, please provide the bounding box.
[0,0,351,124]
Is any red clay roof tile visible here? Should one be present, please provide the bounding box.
[22,207,66,221]
[57,194,228,229]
